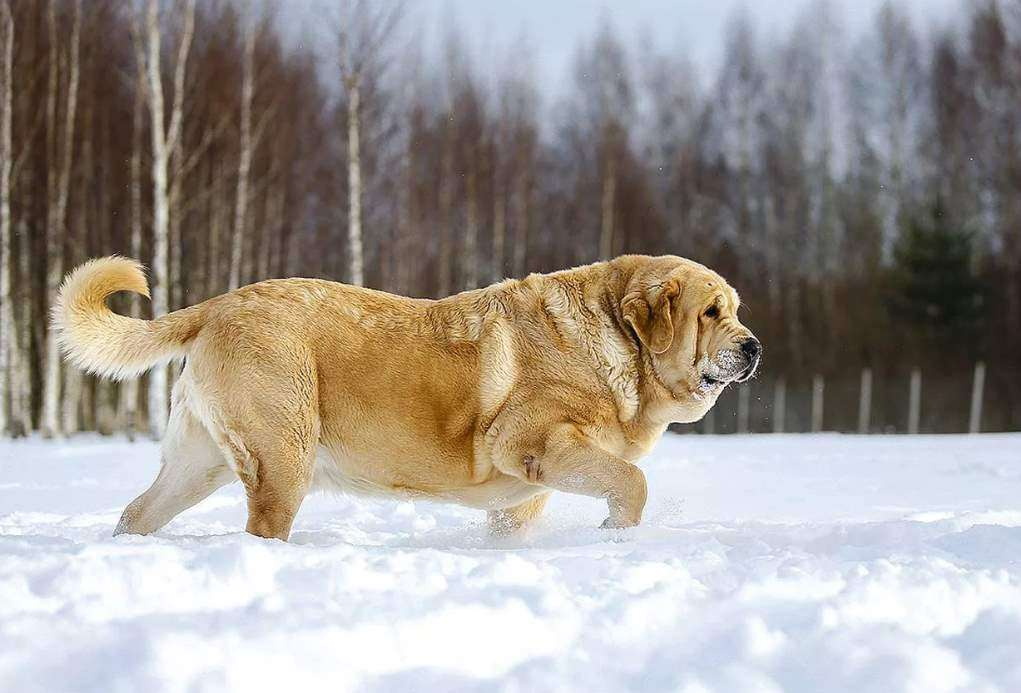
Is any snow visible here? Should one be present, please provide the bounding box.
[2,433,1021,692]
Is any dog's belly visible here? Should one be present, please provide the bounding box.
[310,446,541,511]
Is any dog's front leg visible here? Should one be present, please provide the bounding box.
[494,423,648,528]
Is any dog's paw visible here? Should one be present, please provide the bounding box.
[600,516,639,530]
[487,511,523,536]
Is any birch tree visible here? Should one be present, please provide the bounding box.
[714,12,768,284]
[0,0,14,435]
[225,10,282,291]
[507,68,537,279]
[452,65,484,290]
[229,12,256,291]
[41,0,81,437]
[208,159,228,297]
[437,95,456,295]
[490,120,507,282]
[118,40,148,438]
[338,0,403,287]
[563,23,633,263]
[10,12,34,437]
[139,0,195,438]
[592,26,632,260]
[62,16,95,436]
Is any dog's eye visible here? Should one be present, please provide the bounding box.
[704,306,719,319]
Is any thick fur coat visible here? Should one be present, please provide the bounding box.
[54,254,760,540]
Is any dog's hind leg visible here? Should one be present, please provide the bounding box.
[233,430,317,542]
[212,360,320,542]
[114,384,234,536]
[488,492,552,534]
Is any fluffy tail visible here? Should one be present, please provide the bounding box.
[52,256,207,380]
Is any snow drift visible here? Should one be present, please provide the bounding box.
[1,433,1020,692]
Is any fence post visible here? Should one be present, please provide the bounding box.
[858,367,872,434]
[969,361,985,434]
[908,368,921,434]
[737,385,750,434]
[772,378,786,434]
[811,374,824,433]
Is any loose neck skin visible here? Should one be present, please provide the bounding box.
[594,267,684,449]
[542,261,678,439]
[592,259,714,435]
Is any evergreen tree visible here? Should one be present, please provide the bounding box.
[888,199,987,356]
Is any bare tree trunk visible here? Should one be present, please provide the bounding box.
[346,78,364,286]
[120,61,145,439]
[8,0,31,435]
[0,0,14,435]
[208,159,225,297]
[143,0,194,438]
[337,1,403,287]
[168,168,183,307]
[41,0,60,437]
[462,156,478,290]
[278,187,295,278]
[145,0,170,437]
[764,195,782,323]
[93,101,116,434]
[785,276,804,371]
[42,0,81,437]
[784,191,804,370]
[260,178,282,279]
[63,43,93,436]
[437,119,454,295]
[599,150,616,260]
[396,132,414,294]
[206,160,218,294]
[14,188,31,435]
[512,166,529,278]
[491,146,505,283]
[229,16,254,291]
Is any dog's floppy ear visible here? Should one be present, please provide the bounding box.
[622,279,679,355]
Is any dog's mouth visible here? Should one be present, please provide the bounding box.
[696,356,734,393]
[734,354,760,383]
[698,349,758,391]
[700,374,724,389]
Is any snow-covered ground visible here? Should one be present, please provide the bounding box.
[2,433,1021,692]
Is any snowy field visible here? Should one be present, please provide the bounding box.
[1,434,1021,692]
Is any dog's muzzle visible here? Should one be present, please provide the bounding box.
[735,338,761,382]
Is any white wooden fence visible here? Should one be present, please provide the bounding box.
[724,362,988,434]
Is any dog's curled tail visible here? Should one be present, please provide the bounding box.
[52,256,207,380]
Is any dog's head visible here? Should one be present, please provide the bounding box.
[618,256,760,423]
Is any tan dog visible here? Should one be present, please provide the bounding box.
[54,255,760,541]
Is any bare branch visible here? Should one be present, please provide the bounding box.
[174,111,231,182]
[165,0,195,153]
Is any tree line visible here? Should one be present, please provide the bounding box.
[0,0,1018,438]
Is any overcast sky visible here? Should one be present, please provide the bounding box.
[429,0,961,85]
[292,0,964,94]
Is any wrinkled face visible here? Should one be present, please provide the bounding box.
[622,256,761,423]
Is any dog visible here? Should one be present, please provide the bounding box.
[54,254,760,540]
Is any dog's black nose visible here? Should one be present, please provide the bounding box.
[741,338,761,359]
